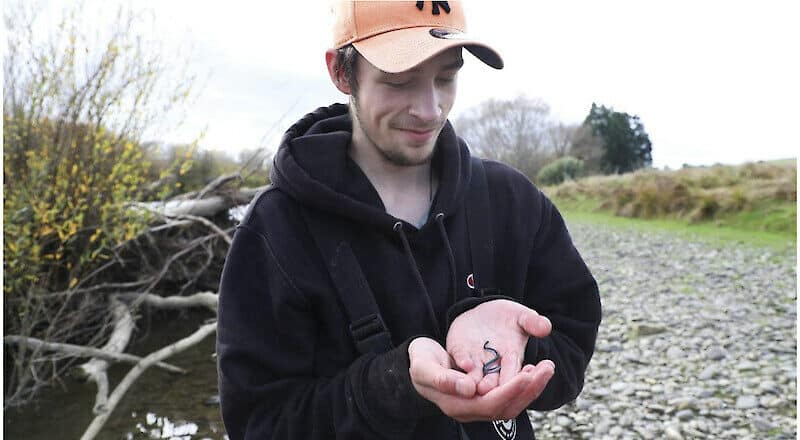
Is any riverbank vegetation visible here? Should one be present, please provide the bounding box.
[2,4,268,438]
[543,160,797,248]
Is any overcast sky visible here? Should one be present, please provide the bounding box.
[33,0,800,169]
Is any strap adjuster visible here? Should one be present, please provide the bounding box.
[349,314,392,354]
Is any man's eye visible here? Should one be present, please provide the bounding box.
[386,81,410,88]
[437,76,455,84]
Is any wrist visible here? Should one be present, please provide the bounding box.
[371,338,439,418]
[445,294,518,329]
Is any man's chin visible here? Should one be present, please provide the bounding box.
[380,146,435,167]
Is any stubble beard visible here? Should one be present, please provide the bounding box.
[350,97,437,167]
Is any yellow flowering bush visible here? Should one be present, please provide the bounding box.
[3,1,196,406]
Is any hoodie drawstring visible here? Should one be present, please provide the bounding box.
[434,213,459,308]
[393,214,459,340]
[394,221,442,339]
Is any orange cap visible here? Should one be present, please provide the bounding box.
[331,1,503,73]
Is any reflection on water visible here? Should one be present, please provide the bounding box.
[125,412,217,440]
[4,311,226,439]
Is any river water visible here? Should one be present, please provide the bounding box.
[4,310,226,439]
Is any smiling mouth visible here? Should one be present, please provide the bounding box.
[398,126,438,133]
[404,128,435,135]
[398,127,436,143]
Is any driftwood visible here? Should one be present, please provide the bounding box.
[80,322,217,440]
[123,291,219,313]
[132,185,264,218]
[5,179,247,436]
[2,336,186,374]
[77,298,134,414]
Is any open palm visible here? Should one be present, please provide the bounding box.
[446,299,553,395]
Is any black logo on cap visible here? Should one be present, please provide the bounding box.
[416,1,450,15]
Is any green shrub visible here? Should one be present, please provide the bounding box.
[537,156,584,185]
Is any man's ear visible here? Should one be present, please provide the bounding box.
[325,49,352,95]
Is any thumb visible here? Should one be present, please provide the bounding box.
[518,308,551,338]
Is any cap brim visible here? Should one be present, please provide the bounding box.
[352,26,503,73]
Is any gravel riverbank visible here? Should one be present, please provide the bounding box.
[529,222,797,439]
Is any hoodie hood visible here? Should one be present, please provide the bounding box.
[270,103,473,232]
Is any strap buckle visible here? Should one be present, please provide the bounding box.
[349,314,392,354]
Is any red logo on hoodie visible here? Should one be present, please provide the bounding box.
[466,273,474,289]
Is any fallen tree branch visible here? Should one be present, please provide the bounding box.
[75,298,134,414]
[80,322,217,440]
[118,291,218,314]
[2,336,186,374]
[130,185,265,218]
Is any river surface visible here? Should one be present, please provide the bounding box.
[4,310,226,439]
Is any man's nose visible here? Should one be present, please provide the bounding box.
[408,84,442,123]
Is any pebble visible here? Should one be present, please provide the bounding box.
[664,425,683,440]
[735,396,759,409]
[706,346,728,360]
[675,409,694,421]
[610,382,628,393]
[666,346,683,359]
[527,223,796,439]
[698,365,717,380]
[758,380,779,394]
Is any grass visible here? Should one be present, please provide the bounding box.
[557,202,794,251]
[544,160,797,252]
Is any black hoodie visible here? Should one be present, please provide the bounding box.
[217,103,601,439]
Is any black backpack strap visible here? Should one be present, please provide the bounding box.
[300,208,393,355]
[466,156,496,293]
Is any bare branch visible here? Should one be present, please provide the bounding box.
[79,322,217,440]
[196,173,243,199]
[171,214,232,245]
[3,336,186,374]
[76,298,134,414]
[118,291,218,314]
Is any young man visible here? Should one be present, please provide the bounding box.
[217,1,601,439]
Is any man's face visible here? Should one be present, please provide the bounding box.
[350,47,463,167]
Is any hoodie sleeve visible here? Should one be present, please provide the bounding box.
[522,192,601,410]
[216,225,436,440]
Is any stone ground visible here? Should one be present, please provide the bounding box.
[529,222,797,440]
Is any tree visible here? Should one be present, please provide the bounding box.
[569,124,604,175]
[547,121,580,157]
[455,95,563,179]
[581,103,652,174]
[3,1,196,408]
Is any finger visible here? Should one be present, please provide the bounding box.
[482,360,553,403]
[429,369,533,422]
[450,349,476,373]
[432,361,556,423]
[476,369,499,395]
[466,359,485,389]
[497,360,555,419]
[518,309,552,338]
[413,361,477,398]
[450,348,485,390]
[498,350,521,387]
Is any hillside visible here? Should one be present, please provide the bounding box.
[543,160,796,239]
